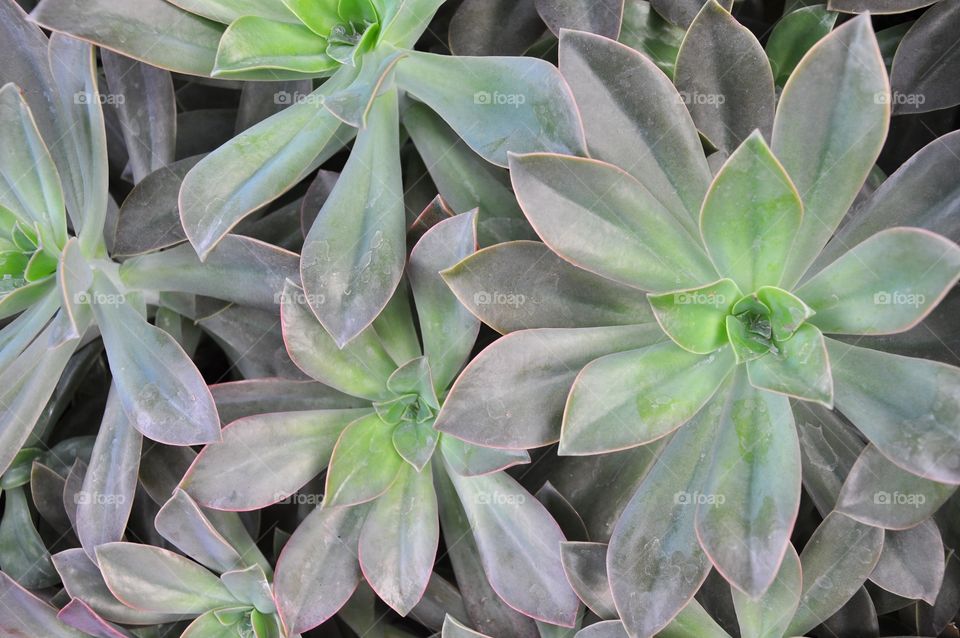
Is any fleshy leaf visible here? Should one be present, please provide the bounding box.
[90,273,220,445]
[441,240,653,333]
[785,512,884,636]
[281,279,395,401]
[827,339,960,484]
[797,228,960,335]
[648,279,741,354]
[559,542,617,620]
[745,323,833,406]
[442,463,579,627]
[696,370,801,597]
[409,211,480,391]
[75,386,141,563]
[392,420,439,472]
[394,52,586,167]
[766,5,838,86]
[181,408,369,510]
[674,1,775,152]
[213,17,337,76]
[870,521,945,604]
[890,0,960,114]
[700,132,802,292]
[301,88,405,347]
[607,382,728,638]
[358,463,438,615]
[561,341,735,454]
[731,544,801,638]
[0,571,85,638]
[438,436,530,477]
[179,72,352,259]
[510,152,716,292]
[154,489,244,574]
[754,286,813,341]
[31,0,224,76]
[274,503,368,633]
[436,325,664,449]
[325,412,404,507]
[95,542,238,614]
[559,29,711,225]
[835,444,956,529]
[771,14,889,288]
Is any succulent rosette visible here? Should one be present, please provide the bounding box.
[178,212,580,633]
[436,11,960,637]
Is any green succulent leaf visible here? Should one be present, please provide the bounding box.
[181,609,241,638]
[753,286,814,341]
[214,17,337,76]
[890,0,960,114]
[441,241,653,334]
[797,228,960,335]
[696,370,801,597]
[0,486,57,588]
[785,512,884,636]
[0,571,86,638]
[818,130,960,268]
[279,0,339,32]
[827,339,960,484]
[559,29,710,226]
[52,548,186,625]
[650,0,732,28]
[771,14,889,288]
[179,72,352,259]
[325,412,403,507]
[48,34,109,253]
[392,420,439,472]
[765,5,838,86]
[835,444,956,529]
[731,544,801,638]
[301,88,405,348]
[90,272,221,446]
[441,615,490,638]
[437,325,664,450]
[273,503,368,634]
[370,281,421,367]
[220,564,275,614]
[181,408,369,511]
[700,132,802,292]
[154,490,245,574]
[870,521,944,604]
[438,436,530,477]
[561,341,735,455]
[442,462,579,627]
[31,0,223,78]
[280,279,395,401]
[0,83,65,255]
[559,542,616,620]
[172,0,299,24]
[607,385,724,638]
[745,323,833,406]
[674,1,775,153]
[95,542,238,614]
[409,212,480,391]
[74,387,141,563]
[120,235,301,312]
[658,600,731,638]
[510,153,716,292]
[648,279,741,354]
[358,463,438,615]
[377,0,445,48]
[395,52,587,167]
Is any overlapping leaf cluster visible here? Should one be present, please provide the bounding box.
[1,1,959,638]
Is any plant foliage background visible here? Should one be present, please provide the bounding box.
[1,0,959,637]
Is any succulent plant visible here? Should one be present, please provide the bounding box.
[30,0,588,350]
[177,212,579,633]
[1,1,959,637]
[437,12,960,637]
